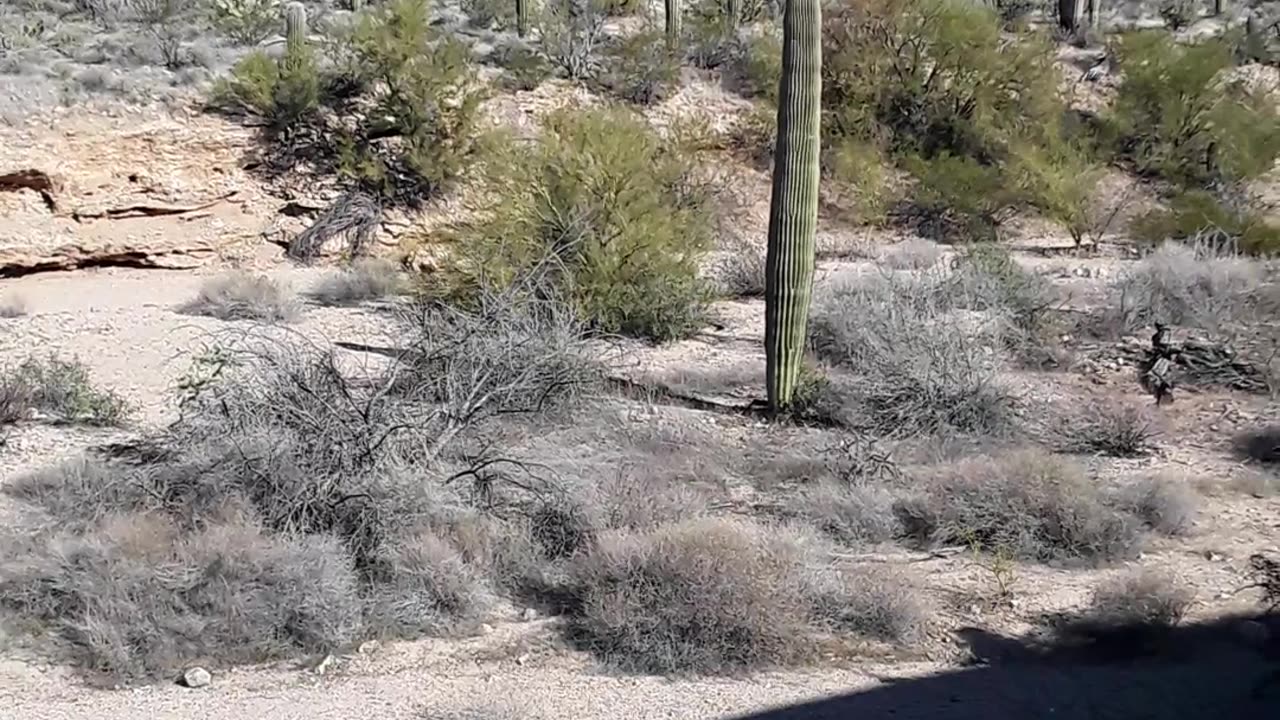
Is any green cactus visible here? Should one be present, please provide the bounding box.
[665,0,681,50]
[763,0,820,412]
[351,0,365,11]
[726,0,739,28]
[517,0,529,37]
[285,2,306,54]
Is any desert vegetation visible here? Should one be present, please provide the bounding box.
[1,0,1278,711]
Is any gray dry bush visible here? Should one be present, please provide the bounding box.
[1113,472,1198,537]
[1111,241,1269,336]
[179,271,302,322]
[1060,568,1195,641]
[876,238,944,270]
[809,266,1013,437]
[1050,400,1158,458]
[788,481,901,546]
[0,355,129,426]
[898,449,1143,565]
[1235,425,1280,466]
[716,235,768,298]
[309,258,406,306]
[568,518,928,674]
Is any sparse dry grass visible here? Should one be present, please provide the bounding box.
[1114,472,1198,537]
[715,236,768,298]
[876,238,944,270]
[180,272,302,322]
[900,450,1142,565]
[788,481,901,546]
[309,258,406,306]
[568,518,926,673]
[1052,400,1158,458]
[1072,568,1195,634]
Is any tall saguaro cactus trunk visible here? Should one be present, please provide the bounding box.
[517,0,529,38]
[285,2,307,57]
[763,0,820,413]
[665,0,681,51]
[1058,0,1081,32]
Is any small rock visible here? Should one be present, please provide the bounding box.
[521,608,538,622]
[312,654,335,675]
[358,640,380,655]
[515,653,531,666]
[479,623,495,635]
[181,667,211,688]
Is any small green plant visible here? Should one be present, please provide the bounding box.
[966,536,1019,602]
[540,0,606,80]
[175,345,238,413]
[597,29,681,105]
[1129,190,1280,256]
[440,106,715,341]
[211,4,319,129]
[904,153,1020,241]
[494,41,554,91]
[0,355,130,427]
[1008,137,1106,248]
[209,0,282,44]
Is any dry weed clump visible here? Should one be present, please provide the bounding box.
[309,258,406,306]
[568,518,926,673]
[1113,473,1198,537]
[876,238,944,270]
[1058,568,1195,644]
[0,355,129,427]
[1110,241,1267,335]
[809,268,1013,437]
[1051,400,1158,458]
[0,294,27,317]
[788,481,901,546]
[1235,425,1280,467]
[179,272,302,323]
[899,450,1142,565]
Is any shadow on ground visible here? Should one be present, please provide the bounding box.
[733,615,1280,720]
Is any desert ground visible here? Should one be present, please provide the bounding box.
[2,1,1280,718]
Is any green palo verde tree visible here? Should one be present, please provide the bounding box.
[763,0,820,413]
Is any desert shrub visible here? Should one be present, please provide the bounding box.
[461,0,515,28]
[439,107,715,341]
[363,529,492,636]
[492,39,554,92]
[339,0,488,202]
[789,481,901,545]
[876,238,943,270]
[0,294,26,317]
[730,28,782,103]
[0,355,129,427]
[716,235,767,297]
[1052,401,1158,458]
[1234,425,1280,466]
[1007,137,1107,248]
[1109,31,1280,189]
[1157,0,1197,30]
[902,450,1142,564]
[943,244,1057,336]
[1074,568,1195,634]
[992,0,1037,26]
[180,272,302,322]
[133,0,201,69]
[568,518,923,673]
[1110,240,1266,334]
[1114,473,1198,536]
[827,136,895,223]
[0,512,364,680]
[539,0,606,80]
[807,564,930,644]
[1129,190,1280,256]
[208,0,282,45]
[212,42,319,130]
[309,258,405,306]
[901,153,1022,241]
[596,29,681,105]
[809,268,1014,437]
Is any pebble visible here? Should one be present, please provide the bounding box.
[181,667,211,689]
[521,608,539,622]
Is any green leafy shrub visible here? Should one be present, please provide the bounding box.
[539,0,607,80]
[1007,136,1107,248]
[440,106,715,341]
[341,0,488,200]
[1109,31,1280,189]
[903,152,1020,241]
[461,0,515,28]
[493,40,554,91]
[596,29,681,105]
[733,29,782,103]
[0,355,130,427]
[211,31,319,129]
[1129,190,1280,256]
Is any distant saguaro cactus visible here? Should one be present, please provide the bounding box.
[1058,0,1081,32]
[285,2,307,53]
[763,0,820,412]
[665,0,681,50]
[517,0,529,37]
[726,0,740,27]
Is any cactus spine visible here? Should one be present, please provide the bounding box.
[665,0,681,51]
[285,2,307,55]
[763,0,820,412]
[517,0,529,37]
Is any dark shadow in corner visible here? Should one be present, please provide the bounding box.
[730,614,1280,720]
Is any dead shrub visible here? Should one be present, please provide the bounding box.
[789,481,900,546]
[0,355,129,427]
[1052,401,1158,458]
[363,529,492,637]
[1058,568,1195,645]
[309,258,405,306]
[1113,473,1197,537]
[876,238,943,270]
[569,519,899,673]
[716,235,767,298]
[180,272,302,322]
[806,564,930,645]
[1110,241,1266,335]
[902,450,1142,564]
[809,268,1013,437]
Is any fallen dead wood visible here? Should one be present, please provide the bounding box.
[0,168,60,211]
[71,191,238,221]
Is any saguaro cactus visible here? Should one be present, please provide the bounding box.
[1058,0,1081,33]
[517,0,529,37]
[763,0,820,412]
[665,0,681,51]
[285,2,307,54]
